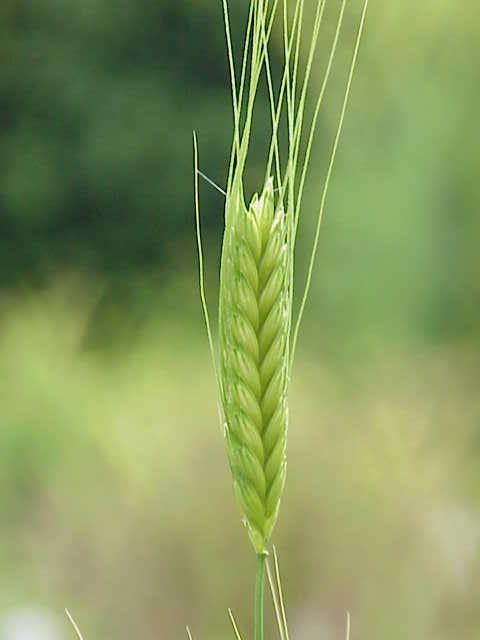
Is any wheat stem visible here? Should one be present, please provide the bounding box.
[255,553,267,640]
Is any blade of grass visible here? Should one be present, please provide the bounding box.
[272,546,290,640]
[65,609,85,640]
[266,557,286,640]
[228,608,244,640]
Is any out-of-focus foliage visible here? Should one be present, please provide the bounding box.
[1,0,478,343]
[0,0,241,281]
[1,288,479,640]
[1,1,479,640]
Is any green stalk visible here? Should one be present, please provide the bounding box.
[255,554,267,640]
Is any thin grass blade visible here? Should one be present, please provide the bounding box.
[65,609,85,640]
[228,608,245,640]
[267,558,286,640]
[272,546,290,640]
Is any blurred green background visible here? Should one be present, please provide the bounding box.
[1,1,479,639]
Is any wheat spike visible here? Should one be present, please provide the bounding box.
[219,177,291,554]
[195,0,368,557]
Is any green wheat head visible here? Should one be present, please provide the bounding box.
[219,178,290,553]
[195,0,368,555]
